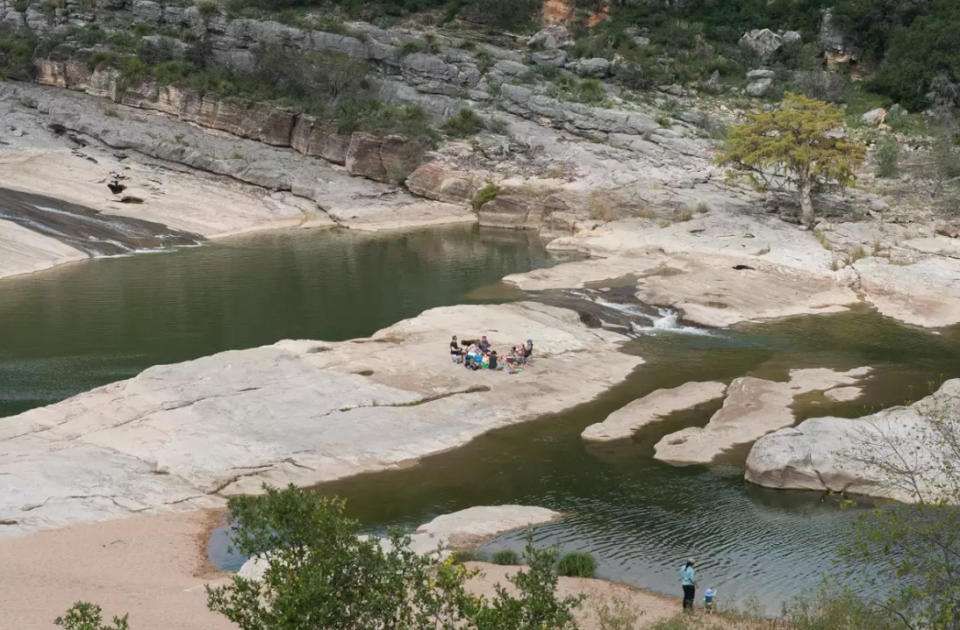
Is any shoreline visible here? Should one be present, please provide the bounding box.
[0,507,690,630]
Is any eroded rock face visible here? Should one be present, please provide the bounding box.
[291,115,351,164]
[0,302,639,538]
[654,368,871,466]
[582,381,727,442]
[477,194,544,230]
[528,25,574,51]
[345,132,425,184]
[405,162,477,204]
[746,379,960,503]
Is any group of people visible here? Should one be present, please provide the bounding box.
[449,335,533,372]
[680,558,716,613]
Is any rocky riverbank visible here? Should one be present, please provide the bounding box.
[0,301,639,539]
[746,379,960,503]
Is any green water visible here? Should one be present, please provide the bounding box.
[4,215,960,612]
[298,308,960,611]
[0,225,553,417]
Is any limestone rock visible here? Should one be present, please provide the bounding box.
[746,379,960,503]
[0,302,639,537]
[528,25,574,51]
[290,116,350,164]
[405,162,477,204]
[746,77,773,97]
[582,381,727,442]
[531,49,567,68]
[746,68,775,80]
[477,194,544,230]
[700,70,721,94]
[568,57,610,78]
[415,505,562,549]
[345,133,425,184]
[782,31,802,45]
[740,29,783,60]
[860,107,887,126]
[824,386,862,402]
[854,256,960,327]
[654,368,871,466]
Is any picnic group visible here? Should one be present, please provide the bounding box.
[449,335,533,373]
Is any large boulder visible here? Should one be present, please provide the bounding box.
[568,57,611,78]
[346,133,425,184]
[739,29,784,60]
[746,77,773,97]
[746,379,960,503]
[860,107,887,126]
[527,25,574,50]
[405,163,477,204]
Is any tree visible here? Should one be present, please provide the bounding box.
[206,484,582,630]
[716,93,865,228]
[54,602,130,630]
[839,390,960,629]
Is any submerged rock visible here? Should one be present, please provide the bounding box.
[746,379,960,503]
[582,381,727,442]
[654,367,871,466]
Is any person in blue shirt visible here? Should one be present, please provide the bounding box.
[704,587,716,613]
[680,559,697,611]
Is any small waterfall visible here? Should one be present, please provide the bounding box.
[532,288,711,337]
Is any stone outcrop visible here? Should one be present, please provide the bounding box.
[0,302,639,538]
[853,256,960,327]
[290,115,351,164]
[746,379,960,503]
[405,162,477,204]
[581,381,727,442]
[739,29,784,60]
[345,133,425,184]
[478,194,547,230]
[654,368,871,466]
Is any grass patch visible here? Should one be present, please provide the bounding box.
[556,551,597,578]
[441,107,485,138]
[471,181,501,212]
[492,549,520,565]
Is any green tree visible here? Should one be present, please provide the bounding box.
[206,484,582,629]
[716,93,865,228]
[54,602,130,630]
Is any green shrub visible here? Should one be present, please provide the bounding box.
[449,549,478,564]
[398,40,425,56]
[556,551,597,577]
[471,181,501,211]
[55,602,129,630]
[441,107,485,138]
[492,549,520,565]
[874,139,900,178]
[197,1,221,20]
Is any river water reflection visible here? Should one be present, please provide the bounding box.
[0,225,553,418]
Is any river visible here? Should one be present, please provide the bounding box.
[3,215,959,612]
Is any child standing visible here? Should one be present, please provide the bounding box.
[704,587,716,613]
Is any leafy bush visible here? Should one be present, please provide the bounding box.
[556,551,597,578]
[206,485,582,630]
[874,139,900,178]
[449,549,478,564]
[54,602,129,630]
[471,181,501,211]
[492,549,520,565]
[441,107,485,138]
[0,31,37,81]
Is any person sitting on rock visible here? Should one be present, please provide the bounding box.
[479,335,491,354]
[523,339,534,361]
[465,343,482,370]
[488,350,499,370]
[450,335,464,364]
[481,353,490,369]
